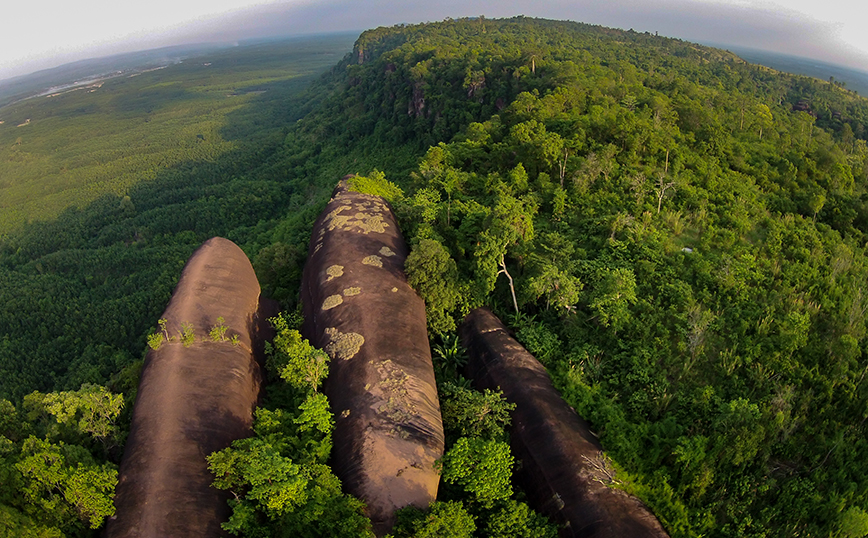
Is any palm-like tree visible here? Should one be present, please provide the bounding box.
[433,334,468,380]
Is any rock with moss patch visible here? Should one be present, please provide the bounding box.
[300,179,444,535]
[324,327,365,360]
[362,255,383,267]
[322,295,344,311]
[326,265,344,281]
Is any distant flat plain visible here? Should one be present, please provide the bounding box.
[0,33,356,236]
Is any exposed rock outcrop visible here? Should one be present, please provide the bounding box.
[460,308,669,538]
[300,179,444,536]
[106,237,275,538]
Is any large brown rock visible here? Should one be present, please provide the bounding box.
[460,308,669,538]
[106,237,274,538]
[300,180,444,535]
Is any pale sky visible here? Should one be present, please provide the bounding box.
[1,0,867,82]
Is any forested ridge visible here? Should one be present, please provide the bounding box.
[3,16,868,537]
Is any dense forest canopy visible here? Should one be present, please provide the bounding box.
[3,16,868,537]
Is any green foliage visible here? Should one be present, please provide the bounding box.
[431,334,468,381]
[209,437,310,519]
[0,34,368,404]
[147,318,170,350]
[209,316,229,342]
[347,170,405,205]
[0,387,123,536]
[209,313,373,537]
[255,243,304,305]
[472,190,537,302]
[430,376,558,534]
[0,34,357,236]
[514,318,562,365]
[839,507,868,538]
[292,394,334,463]
[388,501,476,538]
[57,463,118,529]
[266,314,330,393]
[0,34,375,538]
[524,262,583,312]
[438,383,514,442]
[437,437,514,507]
[16,436,117,531]
[587,267,638,330]
[269,464,371,538]
[0,504,63,538]
[209,400,371,538]
[146,332,164,350]
[179,322,195,347]
[23,384,123,447]
[342,18,868,536]
[405,239,466,335]
[713,398,766,467]
[483,500,559,538]
[158,318,169,341]
[0,398,23,441]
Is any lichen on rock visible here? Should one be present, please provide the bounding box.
[373,360,417,435]
[343,287,361,296]
[326,265,344,281]
[324,327,365,360]
[352,213,388,234]
[377,359,410,397]
[322,295,344,310]
[362,255,383,267]
[323,204,389,234]
[379,246,396,257]
[324,205,354,231]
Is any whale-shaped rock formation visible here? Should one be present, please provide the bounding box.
[106,237,274,538]
[300,179,444,535]
[460,308,669,538]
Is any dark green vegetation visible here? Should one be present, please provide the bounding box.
[329,18,868,536]
[0,34,359,536]
[2,15,868,538]
[0,33,356,400]
[207,313,374,537]
[0,34,356,234]
[0,384,125,536]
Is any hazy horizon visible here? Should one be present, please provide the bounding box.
[0,0,868,80]
[3,0,868,82]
